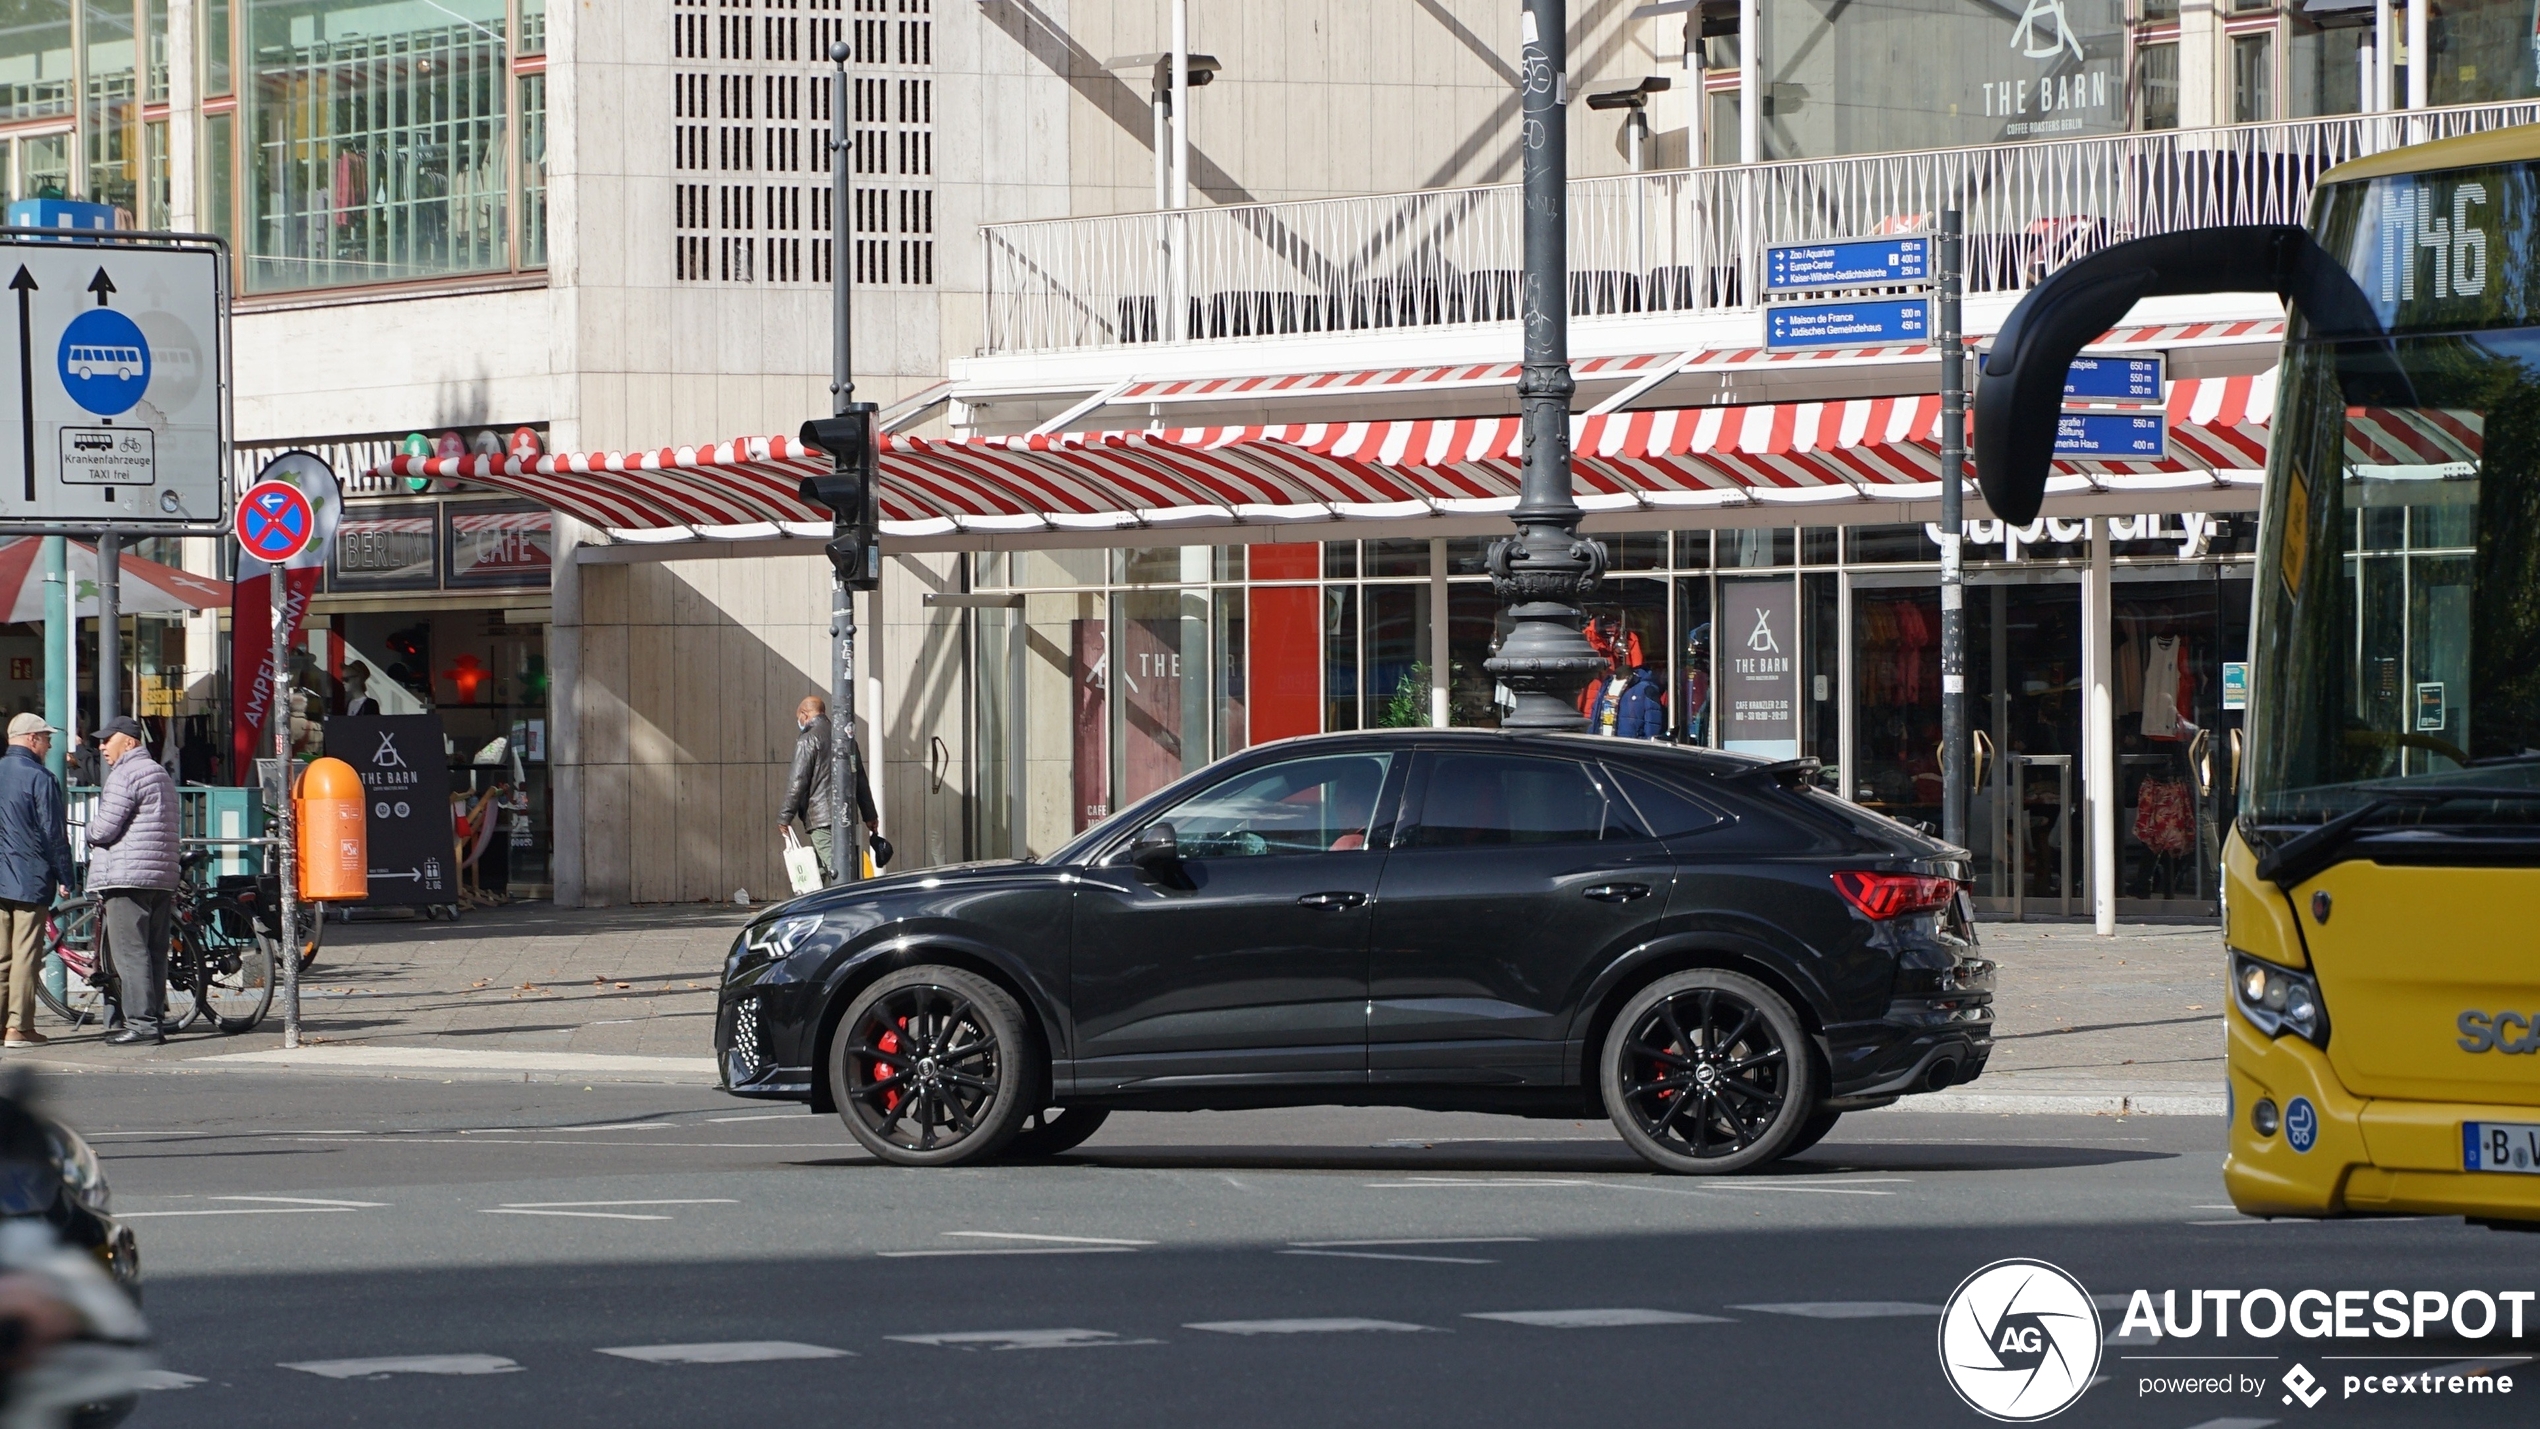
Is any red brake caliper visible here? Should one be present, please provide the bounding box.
[874,1018,905,1112]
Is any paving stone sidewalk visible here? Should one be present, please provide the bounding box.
[15,901,2229,1108]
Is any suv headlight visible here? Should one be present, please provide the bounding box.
[2232,951,2330,1047]
[744,914,827,960]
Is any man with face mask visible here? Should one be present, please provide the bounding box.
[779,695,877,881]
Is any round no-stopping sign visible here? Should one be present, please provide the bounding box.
[237,479,317,564]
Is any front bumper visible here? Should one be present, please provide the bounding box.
[714,988,815,1101]
[2225,1014,2540,1223]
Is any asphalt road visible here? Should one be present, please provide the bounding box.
[37,1068,2535,1429]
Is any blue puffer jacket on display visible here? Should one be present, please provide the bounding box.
[1614,666,1668,740]
[86,749,180,892]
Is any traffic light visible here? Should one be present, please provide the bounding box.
[798,405,881,591]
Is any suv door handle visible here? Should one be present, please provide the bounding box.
[1584,883,1650,903]
[1297,891,1367,910]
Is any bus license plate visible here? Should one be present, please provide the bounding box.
[2464,1122,2540,1174]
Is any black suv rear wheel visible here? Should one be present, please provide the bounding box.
[829,966,1039,1166]
[1601,969,1815,1175]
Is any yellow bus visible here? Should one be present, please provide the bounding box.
[1976,125,2540,1227]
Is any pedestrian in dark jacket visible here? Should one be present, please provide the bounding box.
[0,714,71,1048]
[86,718,178,1046]
[779,695,876,880]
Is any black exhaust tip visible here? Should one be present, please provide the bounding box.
[1922,1056,1964,1093]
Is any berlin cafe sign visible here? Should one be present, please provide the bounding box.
[1981,0,2116,139]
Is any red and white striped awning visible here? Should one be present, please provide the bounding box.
[2343,405,2482,468]
[376,379,2268,542]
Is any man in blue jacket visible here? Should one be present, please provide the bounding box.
[0,714,72,1049]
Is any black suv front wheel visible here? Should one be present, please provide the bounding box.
[1602,969,1815,1175]
[830,966,1039,1166]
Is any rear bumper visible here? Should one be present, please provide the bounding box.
[1824,994,1994,1101]
[2226,1015,2540,1223]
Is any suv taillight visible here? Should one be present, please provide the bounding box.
[1831,870,1959,921]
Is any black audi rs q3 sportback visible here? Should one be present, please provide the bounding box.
[716,730,1994,1175]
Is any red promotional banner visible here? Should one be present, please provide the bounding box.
[229,565,323,782]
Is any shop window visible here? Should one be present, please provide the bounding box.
[1803,572,1840,776]
[1212,588,1246,755]
[2136,40,2180,131]
[0,3,73,122]
[1366,538,1430,579]
[1446,583,1509,727]
[243,0,515,292]
[1846,524,1932,563]
[1851,588,1943,819]
[1800,527,1839,566]
[1113,590,1209,809]
[1721,527,1792,568]
[1578,579,1669,739]
[1323,586,1358,731]
[1363,585,1432,727]
[1444,537,1493,577]
[1247,581,1320,742]
[1676,577,1712,744]
[1672,530,1712,569]
[1012,548,1106,588]
[1609,531,1666,571]
[1116,546,1209,585]
[2231,32,2275,122]
[2430,0,2540,102]
[1248,542,1318,581]
[445,505,553,588]
[202,0,231,96]
[330,501,440,591]
[2288,10,2368,116]
[1323,540,1358,580]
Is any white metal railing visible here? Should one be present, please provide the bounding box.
[982,104,2540,356]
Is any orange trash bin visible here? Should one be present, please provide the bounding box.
[295,756,370,902]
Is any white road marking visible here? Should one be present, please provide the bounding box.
[210,1196,389,1208]
[940,1232,1155,1246]
[480,1210,672,1222]
[888,1329,1155,1351]
[120,1207,362,1219]
[1185,1319,1437,1336]
[1363,1178,1594,1189]
[1289,1238,1537,1248]
[133,1371,204,1390]
[496,1200,739,1209]
[598,1342,853,1365]
[876,1246,1137,1258]
[1731,1302,1943,1319]
[1698,1184,1896,1196]
[1280,1250,1497,1265]
[2179,1419,2277,1429]
[1466,1309,1734,1328]
[707,1114,800,1123]
[282,1355,523,1380]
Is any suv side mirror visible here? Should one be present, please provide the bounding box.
[1126,822,1179,872]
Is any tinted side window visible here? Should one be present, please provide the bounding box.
[1148,753,1392,858]
[1604,766,1726,840]
[1404,753,1643,847]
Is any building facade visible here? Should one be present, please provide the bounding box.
[5,1,2514,913]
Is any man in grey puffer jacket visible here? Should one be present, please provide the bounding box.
[86,718,179,1046]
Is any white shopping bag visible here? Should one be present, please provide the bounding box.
[782,827,825,896]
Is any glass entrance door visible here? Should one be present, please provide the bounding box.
[1969,581,2083,917]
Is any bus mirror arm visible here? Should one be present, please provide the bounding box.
[1974,225,2383,525]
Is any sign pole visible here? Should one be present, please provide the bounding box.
[40,536,65,782]
[96,533,118,728]
[1939,208,1968,853]
[271,558,299,1048]
[826,39,865,886]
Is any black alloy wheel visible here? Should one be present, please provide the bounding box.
[829,966,1038,1167]
[1005,1105,1111,1160]
[1601,968,1816,1175]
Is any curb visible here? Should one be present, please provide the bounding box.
[1875,1090,2225,1117]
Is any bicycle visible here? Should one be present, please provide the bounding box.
[38,854,283,1034]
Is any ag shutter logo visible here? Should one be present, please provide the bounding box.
[1939,1259,2103,1421]
[2282,1363,2328,1408]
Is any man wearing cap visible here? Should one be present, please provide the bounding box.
[0,715,72,1048]
[86,717,179,1046]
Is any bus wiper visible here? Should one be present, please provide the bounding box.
[2253,787,2540,889]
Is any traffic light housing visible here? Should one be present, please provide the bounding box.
[799,405,881,591]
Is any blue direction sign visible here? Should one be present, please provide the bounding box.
[1765,298,1929,352]
[2062,354,2165,404]
[1764,236,1931,294]
[2054,412,2168,460]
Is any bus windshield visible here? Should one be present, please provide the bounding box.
[2247,323,2540,825]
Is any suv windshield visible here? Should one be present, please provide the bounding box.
[2246,326,2540,826]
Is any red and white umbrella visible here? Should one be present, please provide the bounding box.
[0,538,230,622]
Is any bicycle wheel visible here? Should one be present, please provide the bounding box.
[296,902,323,975]
[38,901,109,1029]
[191,927,272,1035]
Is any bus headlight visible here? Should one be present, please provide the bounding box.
[2233,952,2330,1048]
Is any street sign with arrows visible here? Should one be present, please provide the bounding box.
[0,233,228,533]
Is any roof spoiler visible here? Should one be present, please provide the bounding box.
[1973,225,2378,524]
